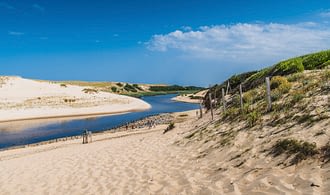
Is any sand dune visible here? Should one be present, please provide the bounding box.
[0,76,151,122]
[1,110,328,194]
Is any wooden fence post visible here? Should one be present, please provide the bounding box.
[199,99,203,118]
[222,88,226,113]
[239,84,244,112]
[214,88,217,105]
[209,92,214,120]
[266,77,272,111]
[226,81,231,95]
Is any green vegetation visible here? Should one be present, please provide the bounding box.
[302,50,330,69]
[132,84,143,91]
[149,85,203,92]
[124,83,138,92]
[246,110,262,127]
[111,86,117,93]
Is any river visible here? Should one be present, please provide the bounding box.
[0,94,199,149]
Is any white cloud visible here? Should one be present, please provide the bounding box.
[8,31,24,36]
[0,2,15,10]
[32,4,45,12]
[320,10,330,18]
[147,23,330,65]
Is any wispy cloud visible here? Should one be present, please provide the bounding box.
[0,2,15,10]
[320,10,330,18]
[147,22,330,64]
[32,3,45,12]
[8,31,24,36]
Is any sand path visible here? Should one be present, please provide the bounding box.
[0,124,217,194]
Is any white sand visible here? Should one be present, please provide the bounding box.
[0,110,329,194]
[172,90,207,104]
[0,76,151,122]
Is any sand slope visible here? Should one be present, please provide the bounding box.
[0,110,329,194]
[0,76,151,122]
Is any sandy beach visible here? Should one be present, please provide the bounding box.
[1,108,329,194]
[0,76,151,122]
[172,90,207,104]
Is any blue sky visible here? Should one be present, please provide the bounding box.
[1,0,330,86]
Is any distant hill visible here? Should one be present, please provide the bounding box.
[57,81,205,97]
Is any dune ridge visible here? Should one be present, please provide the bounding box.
[0,76,151,123]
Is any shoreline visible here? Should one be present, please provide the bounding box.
[0,111,179,152]
[0,107,149,123]
[0,76,151,123]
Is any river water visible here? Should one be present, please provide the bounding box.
[0,94,199,149]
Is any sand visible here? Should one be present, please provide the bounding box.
[0,111,214,194]
[0,104,330,195]
[0,76,151,122]
[172,90,207,104]
[1,109,328,194]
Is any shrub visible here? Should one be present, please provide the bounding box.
[116,82,123,87]
[132,84,143,91]
[243,89,257,104]
[270,76,292,99]
[302,50,330,70]
[290,90,305,105]
[271,139,318,164]
[60,83,67,87]
[111,86,117,93]
[274,58,304,75]
[223,107,240,120]
[124,84,138,92]
[321,60,330,69]
[246,110,261,127]
[271,76,287,90]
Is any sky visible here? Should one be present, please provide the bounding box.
[1,0,330,86]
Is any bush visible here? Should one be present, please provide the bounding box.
[270,76,288,90]
[60,83,67,87]
[111,86,117,93]
[290,90,305,105]
[132,84,143,91]
[302,50,330,70]
[274,58,304,75]
[223,107,240,120]
[271,76,292,98]
[243,89,257,104]
[116,82,123,87]
[124,84,138,92]
[246,110,261,127]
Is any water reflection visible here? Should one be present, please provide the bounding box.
[0,94,199,149]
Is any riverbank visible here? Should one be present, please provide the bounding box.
[1,104,329,194]
[171,90,207,103]
[0,76,151,123]
[0,110,208,194]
